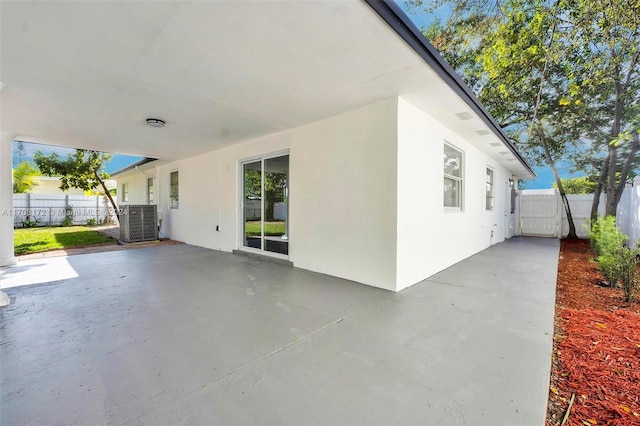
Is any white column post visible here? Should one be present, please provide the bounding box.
[1,132,16,306]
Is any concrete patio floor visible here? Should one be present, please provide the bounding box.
[0,237,559,425]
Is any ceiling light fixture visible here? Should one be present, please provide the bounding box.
[146,118,165,128]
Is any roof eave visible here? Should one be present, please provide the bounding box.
[363,0,535,178]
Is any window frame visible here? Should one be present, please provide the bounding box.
[443,142,464,211]
[485,167,495,211]
[147,177,154,205]
[169,171,179,209]
[122,183,129,203]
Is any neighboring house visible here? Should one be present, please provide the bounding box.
[2,1,535,291]
[25,176,116,196]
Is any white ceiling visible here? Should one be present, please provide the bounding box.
[0,0,532,178]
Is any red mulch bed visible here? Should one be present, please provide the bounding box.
[547,239,640,426]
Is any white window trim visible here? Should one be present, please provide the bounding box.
[169,170,179,209]
[122,183,129,203]
[147,177,154,205]
[444,141,464,212]
[485,166,495,211]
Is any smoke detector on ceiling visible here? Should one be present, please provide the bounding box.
[146,118,165,128]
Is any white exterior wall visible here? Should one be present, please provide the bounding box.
[153,99,398,290]
[30,179,85,195]
[120,97,521,292]
[116,172,152,206]
[289,98,397,290]
[28,177,117,196]
[396,98,513,291]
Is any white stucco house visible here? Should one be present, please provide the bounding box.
[0,0,534,293]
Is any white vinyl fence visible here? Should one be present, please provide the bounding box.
[12,193,117,228]
[618,177,640,244]
[517,176,640,242]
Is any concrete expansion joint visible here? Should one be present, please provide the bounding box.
[424,278,548,306]
[210,313,355,383]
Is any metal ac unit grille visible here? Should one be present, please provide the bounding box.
[119,205,158,242]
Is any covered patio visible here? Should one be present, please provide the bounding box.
[1,237,559,425]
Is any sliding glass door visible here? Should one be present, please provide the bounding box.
[242,154,289,256]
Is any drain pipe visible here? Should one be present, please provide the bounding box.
[134,165,154,178]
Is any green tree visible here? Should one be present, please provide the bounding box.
[12,161,40,193]
[13,141,27,167]
[551,176,596,194]
[34,149,119,220]
[559,0,640,219]
[411,0,640,228]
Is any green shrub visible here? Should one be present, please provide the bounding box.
[589,216,627,257]
[86,218,97,227]
[618,246,640,302]
[61,205,73,227]
[589,216,630,288]
[21,218,40,228]
[597,252,622,287]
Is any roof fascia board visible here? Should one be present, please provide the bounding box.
[110,158,157,177]
[363,0,535,177]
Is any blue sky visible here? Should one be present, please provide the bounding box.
[12,141,142,175]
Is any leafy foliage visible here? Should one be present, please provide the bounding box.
[34,149,111,191]
[13,141,27,167]
[589,216,631,288]
[12,161,40,193]
[411,0,640,221]
[617,245,640,302]
[551,177,596,194]
[590,216,627,257]
[34,149,119,219]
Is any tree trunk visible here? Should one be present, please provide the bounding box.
[614,132,639,207]
[537,123,577,238]
[95,172,119,222]
[604,81,624,217]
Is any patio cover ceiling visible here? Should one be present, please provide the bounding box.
[0,0,534,178]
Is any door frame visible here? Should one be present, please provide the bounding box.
[237,149,290,260]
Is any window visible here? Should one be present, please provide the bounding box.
[169,171,179,209]
[485,168,494,210]
[147,177,154,205]
[122,183,129,203]
[443,143,463,209]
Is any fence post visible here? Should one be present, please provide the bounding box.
[96,196,99,224]
[555,189,562,238]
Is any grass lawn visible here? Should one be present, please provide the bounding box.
[14,226,116,255]
[245,221,285,236]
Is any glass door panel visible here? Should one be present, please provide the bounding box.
[243,161,262,250]
[264,155,289,255]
